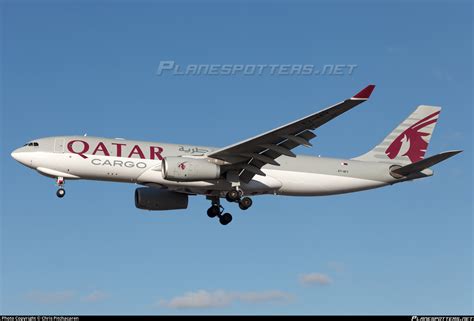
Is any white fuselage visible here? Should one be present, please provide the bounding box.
[11,136,401,198]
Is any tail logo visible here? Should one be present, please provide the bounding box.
[385,111,439,163]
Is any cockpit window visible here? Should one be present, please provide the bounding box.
[24,142,39,147]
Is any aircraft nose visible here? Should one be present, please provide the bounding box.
[11,149,20,161]
[11,148,31,166]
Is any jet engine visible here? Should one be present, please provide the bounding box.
[135,187,188,210]
[161,157,221,181]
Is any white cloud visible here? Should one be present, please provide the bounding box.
[81,290,108,303]
[237,290,292,303]
[158,289,292,309]
[159,290,232,309]
[299,273,332,286]
[26,290,75,304]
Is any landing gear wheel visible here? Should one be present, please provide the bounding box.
[226,190,241,202]
[219,213,233,225]
[56,188,65,198]
[207,205,221,218]
[239,197,252,210]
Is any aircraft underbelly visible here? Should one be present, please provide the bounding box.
[137,167,282,194]
[266,169,387,196]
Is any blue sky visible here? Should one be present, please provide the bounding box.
[1,0,472,315]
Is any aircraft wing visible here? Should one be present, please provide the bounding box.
[206,85,376,183]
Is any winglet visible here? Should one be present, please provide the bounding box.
[352,84,376,100]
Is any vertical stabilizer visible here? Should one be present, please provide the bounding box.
[353,105,441,164]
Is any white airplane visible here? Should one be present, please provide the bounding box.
[11,85,461,225]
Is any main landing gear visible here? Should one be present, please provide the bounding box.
[225,190,252,210]
[56,177,65,198]
[207,199,233,225]
[207,190,253,225]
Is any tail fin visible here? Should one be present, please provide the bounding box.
[353,105,441,164]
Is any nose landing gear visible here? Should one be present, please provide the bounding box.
[56,188,66,198]
[56,177,65,198]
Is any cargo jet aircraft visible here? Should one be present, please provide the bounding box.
[11,85,461,225]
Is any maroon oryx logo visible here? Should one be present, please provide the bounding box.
[178,161,187,170]
[385,111,439,163]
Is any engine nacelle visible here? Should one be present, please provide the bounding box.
[162,157,221,181]
[135,187,188,211]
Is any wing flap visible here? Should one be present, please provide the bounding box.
[282,134,313,147]
[242,153,280,166]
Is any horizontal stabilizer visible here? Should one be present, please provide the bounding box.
[391,150,462,176]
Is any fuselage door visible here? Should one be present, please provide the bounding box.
[54,138,65,153]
